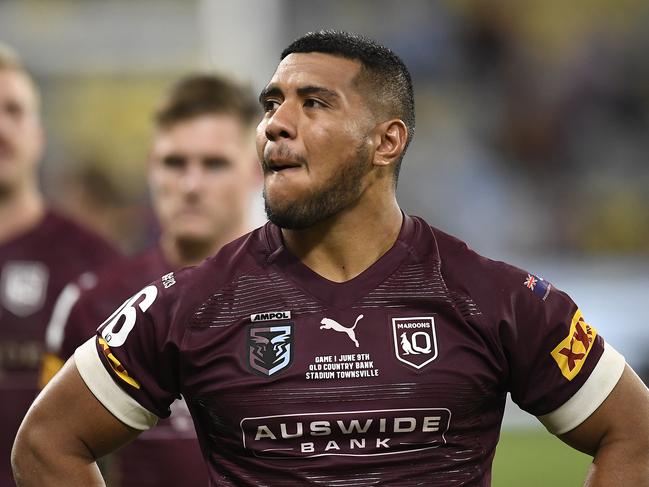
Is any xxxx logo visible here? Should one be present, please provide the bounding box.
[551,309,597,381]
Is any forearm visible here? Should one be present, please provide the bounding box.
[583,438,649,486]
[12,359,141,486]
[554,365,649,486]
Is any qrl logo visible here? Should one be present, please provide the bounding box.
[392,317,438,370]
[248,324,293,376]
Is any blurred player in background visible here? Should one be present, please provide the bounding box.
[39,74,260,486]
[0,43,121,484]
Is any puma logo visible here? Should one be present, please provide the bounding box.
[320,315,363,348]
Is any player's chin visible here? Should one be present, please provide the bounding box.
[263,178,308,205]
[263,191,300,216]
[173,222,215,241]
[263,169,308,192]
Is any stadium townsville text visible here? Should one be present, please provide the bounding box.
[305,353,380,380]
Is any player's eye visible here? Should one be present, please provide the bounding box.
[162,155,186,169]
[262,99,280,113]
[203,157,230,171]
[303,98,325,109]
[2,101,24,119]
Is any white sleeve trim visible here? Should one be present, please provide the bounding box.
[74,337,158,431]
[538,344,625,435]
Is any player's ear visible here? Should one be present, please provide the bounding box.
[372,119,408,169]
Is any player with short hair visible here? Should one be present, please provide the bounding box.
[39,73,260,487]
[0,43,121,484]
[12,31,649,486]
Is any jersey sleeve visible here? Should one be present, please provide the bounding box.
[497,270,625,435]
[40,272,99,387]
[73,276,184,430]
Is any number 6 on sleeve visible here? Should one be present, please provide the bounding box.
[99,285,158,347]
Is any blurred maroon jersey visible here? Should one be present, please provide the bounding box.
[46,245,207,487]
[0,210,120,484]
[75,215,625,486]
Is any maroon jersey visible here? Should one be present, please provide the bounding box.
[0,210,120,484]
[45,246,207,487]
[75,215,625,486]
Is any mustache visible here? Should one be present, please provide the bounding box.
[261,145,307,171]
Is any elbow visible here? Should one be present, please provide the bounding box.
[11,421,43,486]
[11,413,70,486]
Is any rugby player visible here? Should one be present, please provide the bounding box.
[39,74,260,486]
[12,31,649,486]
[0,44,120,484]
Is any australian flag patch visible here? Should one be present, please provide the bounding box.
[523,273,552,301]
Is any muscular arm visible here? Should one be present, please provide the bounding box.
[12,358,141,486]
[559,365,649,486]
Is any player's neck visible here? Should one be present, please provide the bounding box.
[281,195,402,283]
[0,184,45,245]
[161,222,249,269]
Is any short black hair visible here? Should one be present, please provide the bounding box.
[155,74,259,130]
[281,30,415,183]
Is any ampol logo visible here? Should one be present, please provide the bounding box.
[250,310,291,322]
[392,317,438,369]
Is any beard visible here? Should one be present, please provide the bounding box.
[263,140,371,230]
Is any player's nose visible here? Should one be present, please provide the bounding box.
[179,160,204,194]
[264,101,297,142]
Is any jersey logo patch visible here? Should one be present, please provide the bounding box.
[523,273,552,301]
[161,272,176,289]
[320,315,363,348]
[0,261,49,317]
[250,310,291,322]
[248,323,293,376]
[392,317,438,370]
[551,309,597,380]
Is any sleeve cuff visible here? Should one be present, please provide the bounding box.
[538,343,625,435]
[74,337,158,430]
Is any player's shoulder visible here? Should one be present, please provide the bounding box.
[40,209,121,257]
[428,223,564,317]
[41,210,102,241]
[432,225,524,283]
[77,248,163,305]
[149,225,270,318]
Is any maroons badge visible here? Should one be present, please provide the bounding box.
[392,317,438,370]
